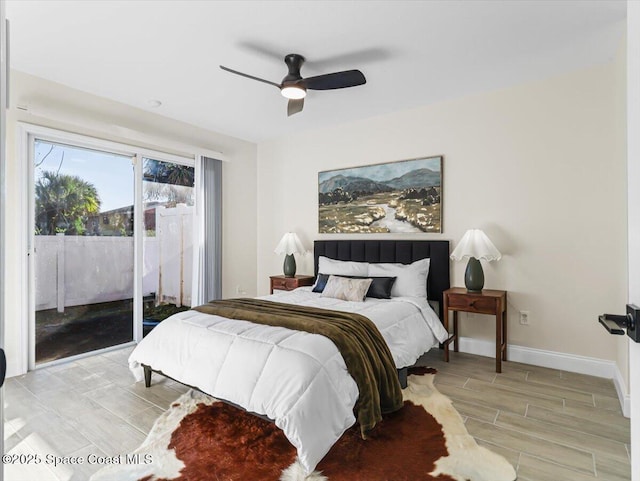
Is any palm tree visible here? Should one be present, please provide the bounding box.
[35,171,101,235]
[143,159,194,187]
[143,159,195,207]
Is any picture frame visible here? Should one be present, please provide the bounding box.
[318,155,443,234]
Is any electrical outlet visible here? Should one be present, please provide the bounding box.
[520,310,530,325]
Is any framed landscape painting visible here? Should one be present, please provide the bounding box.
[318,155,443,234]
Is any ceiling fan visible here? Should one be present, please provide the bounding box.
[220,53,366,116]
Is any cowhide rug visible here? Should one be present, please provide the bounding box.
[90,368,516,481]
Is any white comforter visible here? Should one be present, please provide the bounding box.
[128,287,448,474]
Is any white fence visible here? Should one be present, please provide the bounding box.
[155,204,193,307]
[35,204,194,312]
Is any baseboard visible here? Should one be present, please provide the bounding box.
[6,359,27,379]
[457,336,630,417]
[613,363,631,418]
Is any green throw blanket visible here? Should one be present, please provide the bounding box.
[193,298,403,437]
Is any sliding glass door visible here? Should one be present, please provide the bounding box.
[32,139,135,365]
[141,158,195,335]
[25,125,197,368]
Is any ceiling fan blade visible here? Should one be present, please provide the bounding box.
[219,65,281,88]
[301,70,366,90]
[287,98,304,116]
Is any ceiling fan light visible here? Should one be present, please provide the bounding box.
[281,85,306,99]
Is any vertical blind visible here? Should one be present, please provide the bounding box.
[192,156,222,305]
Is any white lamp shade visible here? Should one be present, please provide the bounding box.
[274,232,306,255]
[450,229,502,261]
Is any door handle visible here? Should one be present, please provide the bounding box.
[599,314,631,335]
[599,305,640,342]
[0,349,5,387]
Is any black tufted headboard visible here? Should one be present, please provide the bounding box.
[314,240,450,319]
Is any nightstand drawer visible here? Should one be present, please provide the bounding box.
[271,277,296,290]
[447,294,497,314]
[269,275,315,294]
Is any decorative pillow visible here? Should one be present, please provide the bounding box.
[317,256,369,277]
[365,276,397,299]
[368,258,430,298]
[312,273,331,293]
[313,274,397,299]
[320,275,373,302]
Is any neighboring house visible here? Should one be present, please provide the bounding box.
[85,204,161,236]
[143,205,159,233]
[87,205,134,237]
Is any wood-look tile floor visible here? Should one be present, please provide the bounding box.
[417,350,631,481]
[3,346,190,481]
[3,346,631,480]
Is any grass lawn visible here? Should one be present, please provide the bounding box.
[36,299,189,364]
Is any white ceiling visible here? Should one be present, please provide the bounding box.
[6,0,627,143]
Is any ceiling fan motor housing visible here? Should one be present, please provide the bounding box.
[282,53,305,84]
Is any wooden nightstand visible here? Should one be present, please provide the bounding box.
[443,287,508,373]
[269,275,315,294]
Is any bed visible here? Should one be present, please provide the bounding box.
[128,239,450,474]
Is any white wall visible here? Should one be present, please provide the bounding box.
[257,63,627,363]
[4,71,258,376]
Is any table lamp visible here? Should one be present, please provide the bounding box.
[450,229,502,292]
[274,232,306,277]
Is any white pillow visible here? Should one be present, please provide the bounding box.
[320,275,373,302]
[317,256,369,277]
[368,258,430,298]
